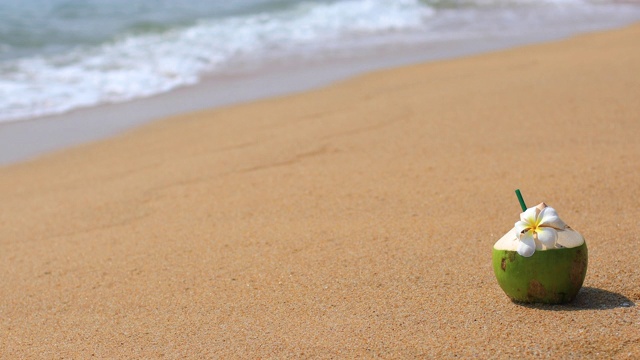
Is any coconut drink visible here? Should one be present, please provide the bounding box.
[492,191,588,304]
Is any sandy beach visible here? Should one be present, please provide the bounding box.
[1,23,639,358]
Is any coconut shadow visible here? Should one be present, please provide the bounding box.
[511,287,635,311]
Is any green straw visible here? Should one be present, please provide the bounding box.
[515,189,527,211]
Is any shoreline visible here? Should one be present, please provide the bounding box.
[0,24,634,167]
[1,23,639,358]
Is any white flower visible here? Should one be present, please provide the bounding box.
[514,205,566,257]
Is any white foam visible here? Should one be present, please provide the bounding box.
[0,0,435,122]
[0,0,638,123]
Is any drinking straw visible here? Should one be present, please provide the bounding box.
[515,189,527,211]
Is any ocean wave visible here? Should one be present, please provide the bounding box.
[0,0,638,123]
[0,0,433,122]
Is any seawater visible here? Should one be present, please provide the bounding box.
[1,0,639,123]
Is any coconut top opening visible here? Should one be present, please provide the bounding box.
[493,227,584,251]
[493,202,585,252]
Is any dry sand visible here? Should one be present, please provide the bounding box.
[1,24,639,358]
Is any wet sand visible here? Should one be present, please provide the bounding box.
[1,24,639,358]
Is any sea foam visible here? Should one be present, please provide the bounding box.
[0,0,434,122]
[0,0,639,123]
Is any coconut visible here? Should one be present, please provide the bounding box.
[492,203,588,304]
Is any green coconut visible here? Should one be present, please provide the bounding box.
[492,226,588,304]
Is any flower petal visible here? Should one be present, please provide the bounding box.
[514,220,530,235]
[536,227,558,249]
[517,231,536,257]
[538,207,567,230]
[519,207,538,223]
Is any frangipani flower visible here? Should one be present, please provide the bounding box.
[515,204,567,257]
